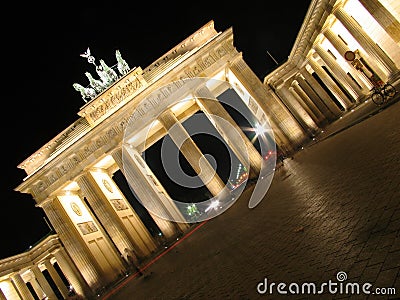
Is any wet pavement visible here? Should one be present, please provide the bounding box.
[101,87,400,299]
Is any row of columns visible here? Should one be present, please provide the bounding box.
[322,28,372,91]
[268,0,399,140]
[156,87,264,198]
[0,249,87,300]
[118,84,265,219]
[270,64,346,140]
[307,58,354,110]
[127,84,265,210]
[309,2,399,106]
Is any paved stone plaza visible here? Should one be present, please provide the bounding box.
[102,95,400,299]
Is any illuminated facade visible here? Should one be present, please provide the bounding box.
[0,0,398,299]
[264,0,399,132]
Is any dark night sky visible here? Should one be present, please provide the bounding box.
[2,0,311,259]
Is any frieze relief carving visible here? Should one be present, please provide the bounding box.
[71,154,82,166]
[79,68,147,126]
[48,173,58,185]
[77,221,98,235]
[107,128,118,139]
[110,199,128,211]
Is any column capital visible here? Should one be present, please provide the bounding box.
[331,0,345,15]
[291,80,300,88]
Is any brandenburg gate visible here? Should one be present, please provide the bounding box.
[6,21,306,299]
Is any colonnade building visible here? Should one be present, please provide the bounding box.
[0,0,398,299]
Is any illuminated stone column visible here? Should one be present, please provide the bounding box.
[249,90,291,154]
[31,265,58,300]
[273,84,319,137]
[251,90,297,154]
[194,86,262,178]
[0,288,6,300]
[323,28,372,91]
[285,85,321,129]
[294,73,337,122]
[112,148,186,237]
[10,273,35,300]
[53,248,94,299]
[29,278,45,300]
[2,279,22,300]
[158,109,226,196]
[333,6,399,81]
[291,80,326,123]
[314,44,364,102]
[43,259,69,299]
[358,0,400,43]
[76,172,155,258]
[308,57,352,110]
[229,57,306,150]
[41,200,105,292]
[300,69,343,118]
